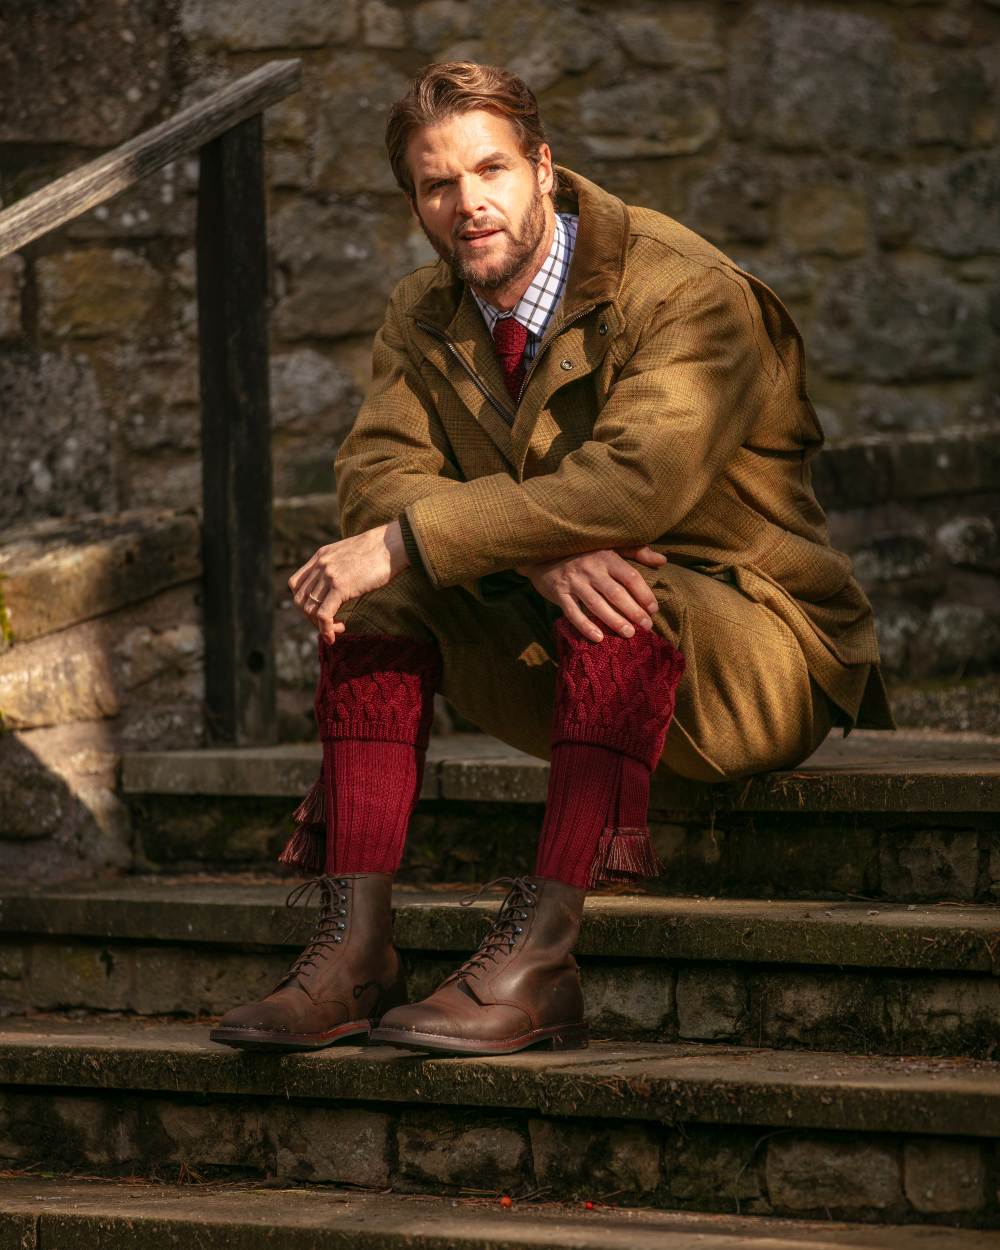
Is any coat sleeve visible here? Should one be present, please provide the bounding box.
[404,265,775,588]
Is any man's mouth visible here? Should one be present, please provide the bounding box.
[457,228,502,247]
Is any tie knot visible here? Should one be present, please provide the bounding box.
[492,316,529,359]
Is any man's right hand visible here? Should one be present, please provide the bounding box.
[515,546,668,643]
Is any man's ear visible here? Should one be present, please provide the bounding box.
[534,143,554,198]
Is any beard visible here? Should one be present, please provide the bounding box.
[418,181,548,292]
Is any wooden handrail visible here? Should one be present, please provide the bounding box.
[0,59,301,260]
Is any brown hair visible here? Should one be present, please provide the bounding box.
[385,61,551,197]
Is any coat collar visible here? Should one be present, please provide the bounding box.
[408,165,628,332]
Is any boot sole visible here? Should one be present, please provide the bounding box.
[208,1019,373,1053]
[369,1021,589,1057]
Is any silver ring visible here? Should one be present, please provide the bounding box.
[308,593,323,604]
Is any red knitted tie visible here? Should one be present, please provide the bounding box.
[492,316,529,403]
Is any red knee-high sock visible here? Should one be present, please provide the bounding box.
[277,633,441,876]
[534,617,686,889]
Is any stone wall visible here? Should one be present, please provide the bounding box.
[2,0,997,528]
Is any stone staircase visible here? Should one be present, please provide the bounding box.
[0,731,997,1243]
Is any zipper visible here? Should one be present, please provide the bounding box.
[415,319,514,424]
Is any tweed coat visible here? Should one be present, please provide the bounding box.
[335,167,894,732]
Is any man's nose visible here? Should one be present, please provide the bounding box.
[454,176,486,219]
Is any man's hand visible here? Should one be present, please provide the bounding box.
[289,520,409,643]
[516,545,667,643]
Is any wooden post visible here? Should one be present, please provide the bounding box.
[196,114,276,745]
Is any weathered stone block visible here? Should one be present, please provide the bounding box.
[0,624,120,731]
[885,977,1000,1053]
[904,1138,987,1213]
[129,947,285,1016]
[312,53,410,194]
[875,155,1000,259]
[907,51,997,149]
[580,74,721,159]
[181,0,357,48]
[582,963,674,1035]
[676,967,748,1040]
[851,533,935,585]
[937,517,1000,573]
[0,350,115,531]
[269,1104,391,1186]
[412,0,476,50]
[687,161,774,246]
[27,942,133,1012]
[0,1,170,146]
[766,1135,901,1211]
[37,248,163,339]
[0,255,24,341]
[0,720,131,882]
[0,1091,135,1167]
[144,1099,265,1169]
[0,508,199,643]
[270,348,360,437]
[879,828,981,901]
[909,604,1000,678]
[756,972,884,1051]
[663,1125,765,1209]
[397,1109,529,1191]
[272,198,416,340]
[529,1117,660,1199]
[730,4,904,155]
[614,7,723,70]
[813,260,991,383]
[363,0,408,48]
[780,184,869,257]
[872,601,925,675]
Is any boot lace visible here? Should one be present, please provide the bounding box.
[439,875,538,987]
[272,874,351,989]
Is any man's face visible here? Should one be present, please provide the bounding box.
[406,110,554,297]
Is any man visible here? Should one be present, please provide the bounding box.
[209,62,893,1058]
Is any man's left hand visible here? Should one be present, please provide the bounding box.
[289,520,410,644]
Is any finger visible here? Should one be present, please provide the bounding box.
[294,568,326,611]
[609,567,659,620]
[288,555,317,595]
[591,575,654,633]
[634,545,668,567]
[315,590,344,644]
[575,586,638,639]
[559,594,603,643]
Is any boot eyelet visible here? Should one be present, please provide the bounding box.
[334,935,343,943]
[516,927,522,933]
[528,883,538,891]
[337,922,346,930]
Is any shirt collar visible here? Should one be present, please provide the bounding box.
[472,212,578,343]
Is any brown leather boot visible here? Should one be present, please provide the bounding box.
[371,875,588,1056]
[209,872,407,1052]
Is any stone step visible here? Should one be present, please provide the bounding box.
[123,731,1000,902]
[0,1180,996,1250]
[0,1017,997,1225]
[1,879,999,1056]
[3,1180,997,1250]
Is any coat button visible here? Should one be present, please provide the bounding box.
[599,322,608,335]
[560,358,573,370]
